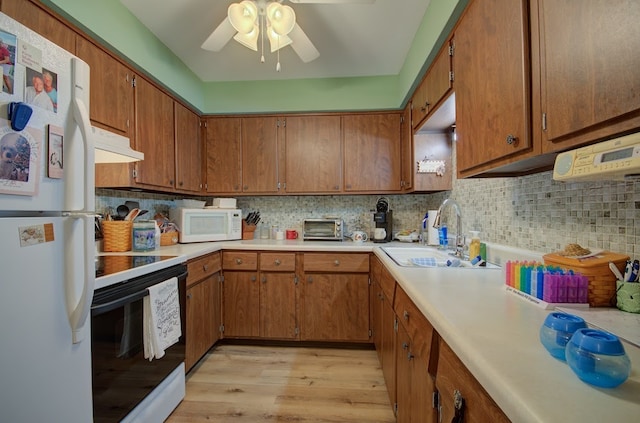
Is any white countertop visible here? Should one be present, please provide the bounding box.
[97,240,640,421]
[374,249,640,423]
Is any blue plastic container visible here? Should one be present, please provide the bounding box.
[565,328,631,388]
[539,312,587,360]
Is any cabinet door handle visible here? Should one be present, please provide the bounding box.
[334,260,340,266]
[250,275,257,282]
[407,351,414,361]
[403,310,409,320]
[243,185,249,190]
[452,389,465,423]
[307,276,313,283]
[261,276,267,283]
[235,258,243,265]
[402,342,409,350]
[186,292,192,299]
[274,259,281,266]
[506,134,518,145]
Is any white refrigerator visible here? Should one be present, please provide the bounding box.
[0,12,97,422]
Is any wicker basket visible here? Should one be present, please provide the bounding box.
[160,231,179,246]
[102,220,132,252]
[543,251,629,307]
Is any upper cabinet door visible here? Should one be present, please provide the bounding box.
[205,117,242,194]
[343,113,402,192]
[134,77,175,189]
[534,0,640,152]
[174,103,202,193]
[1,0,76,53]
[454,0,531,176]
[284,115,342,193]
[241,117,279,194]
[76,37,133,137]
[412,39,453,131]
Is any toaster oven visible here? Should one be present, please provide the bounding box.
[302,218,345,241]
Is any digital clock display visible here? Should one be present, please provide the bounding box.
[601,147,634,163]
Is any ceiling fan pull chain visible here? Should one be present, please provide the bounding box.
[260,14,265,63]
[276,36,281,72]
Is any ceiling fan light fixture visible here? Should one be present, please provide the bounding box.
[228,1,258,34]
[266,2,296,36]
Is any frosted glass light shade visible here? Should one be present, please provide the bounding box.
[228,1,258,34]
[266,2,296,35]
[233,24,259,51]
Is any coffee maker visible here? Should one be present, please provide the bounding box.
[373,197,393,243]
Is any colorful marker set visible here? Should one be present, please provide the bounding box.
[505,261,589,304]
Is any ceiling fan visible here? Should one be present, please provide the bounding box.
[201,0,375,70]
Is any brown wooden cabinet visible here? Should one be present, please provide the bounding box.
[204,117,242,193]
[258,252,297,340]
[394,286,437,423]
[221,251,260,338]
[1,0,76,53]
[413,132,452,192]
[370,256,397,413]
[343,113,402,192]
[174,103,202,193]
[301,253,370,342]
[133,76,176,189]
[411,39,453,131]
[454,0,532,177]
[204,116,281,195]
[532,0,640,153]
[436,339,510,423]
[400,103,413,192]
[185,252,222,371]
[283,115,342,193]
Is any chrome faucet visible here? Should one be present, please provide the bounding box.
[433,198,464,258]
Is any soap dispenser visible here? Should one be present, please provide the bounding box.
[469,231,481,259]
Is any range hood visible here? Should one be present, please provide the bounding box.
[93,126,144,163]
[553,132,640,182]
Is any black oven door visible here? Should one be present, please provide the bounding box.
[91,264,187,423]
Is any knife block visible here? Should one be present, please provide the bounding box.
[242,222,257,240]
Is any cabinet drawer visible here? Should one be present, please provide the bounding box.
[395,286,434,366]
[222,251,258,270]
[187,252,221,287]
[260,252,296,272]
[436,339,510,423]
[303,253,369,273]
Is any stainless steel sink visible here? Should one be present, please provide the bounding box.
[380,246,500,269]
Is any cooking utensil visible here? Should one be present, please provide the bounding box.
[124,208,141,221]
[609,262,624,281]
[116,204,129,220]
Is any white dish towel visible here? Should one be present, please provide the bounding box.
[143,277,181,361]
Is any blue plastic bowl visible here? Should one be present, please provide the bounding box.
[565,328,631,388]
[539,312,587,361]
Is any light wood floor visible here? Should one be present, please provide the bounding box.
[167,344,396,423]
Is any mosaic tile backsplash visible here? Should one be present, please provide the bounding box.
[96,169,640,257]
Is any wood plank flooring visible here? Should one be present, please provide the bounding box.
[167,344,395,423]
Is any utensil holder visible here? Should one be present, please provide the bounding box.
[242,222,257,240]
[160,231,179,246]
[102,220,132,252]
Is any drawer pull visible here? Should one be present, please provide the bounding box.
[250,275,257,282]
[235,258,243,265]
[262,276,267,283]
[506,134,518,145]
[307,276,313,283]
[274,259,281,266]
[334,260,340,266]
[403,310,409,320]
[402,342,409,350]
[203,264,209,272]
[407,351,414,361]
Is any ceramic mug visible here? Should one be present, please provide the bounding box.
[275,230,285,240]
[352,230,368,243]
[286,229,298,239]
[374,228,387,240]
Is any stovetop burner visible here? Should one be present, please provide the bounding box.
[95,255,177,278]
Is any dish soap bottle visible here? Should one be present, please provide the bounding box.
[469,231,481,259]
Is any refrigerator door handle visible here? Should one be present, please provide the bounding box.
[67,214,95,344]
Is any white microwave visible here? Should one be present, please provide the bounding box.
[169,208,242,243]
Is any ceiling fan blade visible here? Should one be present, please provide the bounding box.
[201,17,235,52]
[288,0,375,4]
[289,23,320,63]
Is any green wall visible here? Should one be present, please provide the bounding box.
[44,0,466,114]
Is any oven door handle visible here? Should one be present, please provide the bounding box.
[91,289,149,316]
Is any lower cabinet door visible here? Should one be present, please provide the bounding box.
[259,272,297,339]
[222,271,260,338]
[300,273,370,341]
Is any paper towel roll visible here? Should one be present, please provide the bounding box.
[426,210,439,245]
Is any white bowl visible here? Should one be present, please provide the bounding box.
[174,199,206,209]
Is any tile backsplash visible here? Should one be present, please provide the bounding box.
[97,170,639,257]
